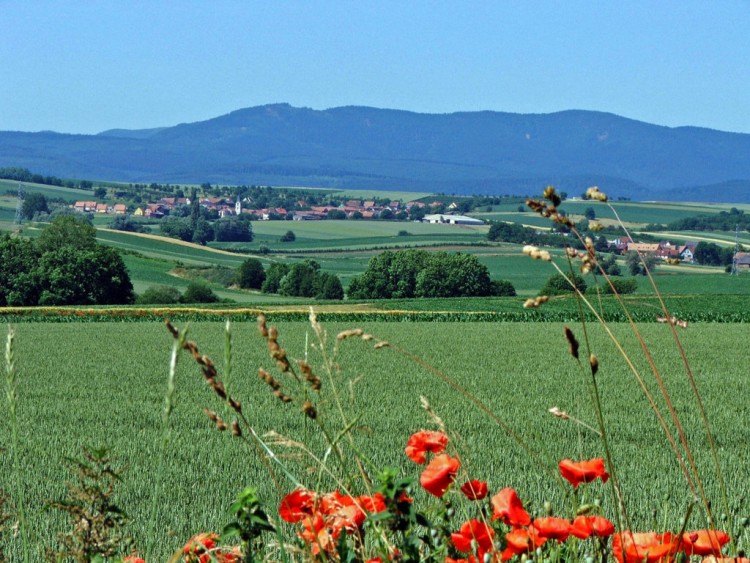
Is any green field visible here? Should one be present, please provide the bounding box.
[3,320,748,560]
[474,200,750,227]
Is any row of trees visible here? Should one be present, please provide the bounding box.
[159,213,254,244]
[347,249,515,299]
[236,259,345,300]
[0,216,134,306]
[0,167,93,190]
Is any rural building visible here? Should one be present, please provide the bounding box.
[422,214,484,226]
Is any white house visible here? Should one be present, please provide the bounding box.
[422,214,484,226]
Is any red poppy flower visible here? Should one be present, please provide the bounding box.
[446,558,478,563]
[612,531,676,563]
[502,526,547,561]
[420,454,460,497]
[123,556,146,563]
[298,513,336,556]
[279,488,317,523]
[681,530,731,556]
[357,492,387,513]
[533,517,571,542]
[183,532,219,563]
[405,430,449,464]
[460,480,489,501]
[702,557,750,563]
[570,515,616,539]
[558,458,609,488]
[451,519,496,559]
[491,487,531,527]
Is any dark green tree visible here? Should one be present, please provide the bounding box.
[278,260,320,297]
[192,218,214,246]
[625,251,658,275]
[181,281,218,303]
[490,279,517,296]
[693,242,723,266]
[0,234,41,306]
[279,230,296,242]
[21,192,49,220]
[261,263,290,294]
[160,218,194,242]
[136,285,182,304]
[36,245,134,306]
[37,215,97,253]
[236,258,266,289]
[214,216,253,242]
[539,272,587,295]
[315,272,344,300]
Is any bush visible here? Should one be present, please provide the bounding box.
[490,279,517,296]
[136,285,182,304]
[539,272,587,295]
[180,281,218,303]
[279,230,296,242]
[596,278,638,295]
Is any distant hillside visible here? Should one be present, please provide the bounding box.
[1,104,749,202]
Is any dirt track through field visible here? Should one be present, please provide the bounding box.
[97,228,244,256]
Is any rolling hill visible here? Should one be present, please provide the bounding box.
[2,104,749,201]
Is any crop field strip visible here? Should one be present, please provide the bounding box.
[2,320,748,560]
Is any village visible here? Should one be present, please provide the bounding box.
[68,195,728,265]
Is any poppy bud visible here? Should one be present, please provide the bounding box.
[544,501,552,515]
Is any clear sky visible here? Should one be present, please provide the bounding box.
[1,1,749,135]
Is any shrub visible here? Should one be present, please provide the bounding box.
[490,279,517,296]
[539,272,587,295]
[180,281,218,303]
[597,278,638,295]
[136,285,182,304]
[279,230,296,242]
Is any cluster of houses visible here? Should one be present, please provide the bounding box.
[71,196,485,224]
[609,238,698,262]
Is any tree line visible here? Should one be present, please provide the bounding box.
[0,216,133,306]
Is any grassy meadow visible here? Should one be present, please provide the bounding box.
[4,320,750,560]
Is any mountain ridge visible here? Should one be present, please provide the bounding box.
[2,104,749,202]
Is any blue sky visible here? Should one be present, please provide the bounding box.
[1,1,749,134]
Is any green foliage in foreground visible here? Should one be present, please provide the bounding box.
[2,321,749,560]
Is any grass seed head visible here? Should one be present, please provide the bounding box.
[231,420,242,437]
[229,398,242,413]
[585,186,608,202]
[257,315,268,338]
[258,368,280,390]
[543,186,562,207]
[302,401,317,420]
[274,390,293,403]
[590,354,599,376]
[549,406,570,420]
[563,326,580,359]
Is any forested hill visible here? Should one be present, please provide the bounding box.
[2,104,750,202]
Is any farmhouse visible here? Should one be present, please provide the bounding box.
[735,252,750,269]
[422,214,484,226]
